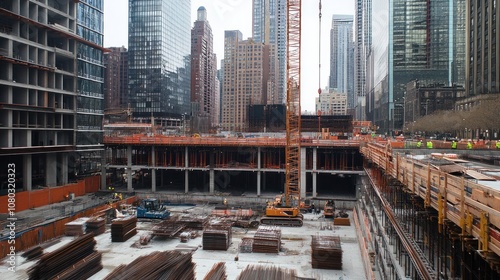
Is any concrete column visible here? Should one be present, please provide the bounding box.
[209,169,214,194]
[127,145,133,191]
[312,147,317,197]
[151,146,156,192]
[300,147,306,199]
[184,146,189,193]
[45,153,57,187]
[23,154,32,191]
[257,147,261,196]
[61,153,68,185]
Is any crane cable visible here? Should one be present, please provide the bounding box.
[318,0,322,102]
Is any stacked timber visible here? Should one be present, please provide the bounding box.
[21,246,43,260]
[252,226,281,253]
[239,237,254,253]
[202,225,232,250]
[311,235,342,269]
[104,251,195,280]
[86,217,106,236]
[65,217,89,236]
[111,216,137,242]
[203,262,227,280]
[27,233,102,280]
[236,265,296,280]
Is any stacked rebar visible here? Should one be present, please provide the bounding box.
[203,262,227,280]
[86,217,106,236]
[311,235,342,269]
[236,265,296,280]
[103,251,195,280]
[27,233,102,280]
[179,215,209,230]
[65,218,88,236]
[21,246,43,260]
[202,225,232,250]
[252,226,281,253]
[239,237,254,253]
[111,216,137,242]
[152,220,186,237]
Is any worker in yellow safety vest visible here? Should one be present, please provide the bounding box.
[451,140,457,149]
[467,141,473,149]
[496,141,500,149]
[416,140,422,148]
[426,140,433,149]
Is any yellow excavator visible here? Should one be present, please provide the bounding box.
[261,0,304,227]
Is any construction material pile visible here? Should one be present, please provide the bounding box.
[252,225,281,253]
[311,235,342,269]
[111,216,137,242]
[203,262,227,280]
[86,217,106,236]
[65,217,89,236]
[21,246,43,260]
[103,251,195,280]
[236,264,296,280]
[27,233,102,280]
[239,237,254,253]
[152,219,186,238]
[202,225,232,250]
[179,215,209,230]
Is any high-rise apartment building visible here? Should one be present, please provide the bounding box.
[191,6,217,133]
[252,0,286,104]
[354,0,372,121]
[367,0,466,133]
[104,47,128,111]
[329,15,354,111]
[315,87,348,116]
[128,0,191,123]
[221,31,273,132]
[0,0,105,190]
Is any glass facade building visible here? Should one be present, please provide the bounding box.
[128,0,191,120]
[367,0,465,133]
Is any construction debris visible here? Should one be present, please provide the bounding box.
[236,264,296,280]
[202,225,232,250]
[27,233,102,280]
[111,216,137,242]
[203,262,227,280]
[311,235,342,269]
[103,251,195,280]
[252,225,281,253]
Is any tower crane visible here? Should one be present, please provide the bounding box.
[261,0,303,227]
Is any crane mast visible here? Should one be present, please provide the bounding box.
[285,0,301,207]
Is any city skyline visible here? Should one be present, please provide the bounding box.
[104,0,355,113]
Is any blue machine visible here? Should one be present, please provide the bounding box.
[136,198,170,219]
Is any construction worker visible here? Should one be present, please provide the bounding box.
[451,140,457,149]
[467,141,473,150]
[416,140,422,148]
[426,140,433,149]
[496,140,500,149]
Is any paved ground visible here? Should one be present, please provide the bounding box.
[2,205,366,280]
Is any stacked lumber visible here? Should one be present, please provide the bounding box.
[236,265,296,280]
[21,246,43,260]
[252,226,281,253]
[65,217,89,236]
[311,235,342,269]
[104,251,195,280]
[239,237,253,253]
[27,233,102,280]
[203,262,227,280]
[111,216,137,242]
[86,217,106,236]
[202,225,232,250]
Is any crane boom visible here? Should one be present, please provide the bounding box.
[285,0,301,207]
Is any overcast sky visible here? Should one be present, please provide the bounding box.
[103,0,355,112]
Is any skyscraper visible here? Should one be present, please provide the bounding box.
[354,0,372,121]
[329,15,354,111]
[367,0,466,133]
[128,0,191,123]
[191,6,217,133]
[252,0,286,104]
[0,0,105,189]
[104,47,128,111]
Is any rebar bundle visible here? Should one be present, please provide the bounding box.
[65,217,88,236]
[202,225,232,250]
[21,246,43,260]
[86,217,106,236]
[111,216,137,242]
[203,262,227,280]
[252,225,281,253]
[236,265,296,280]
[179,215,209,230]
[27,233,101,280]
[103,251,195,280]
[152,220,186,237]
[311,235,342,269]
